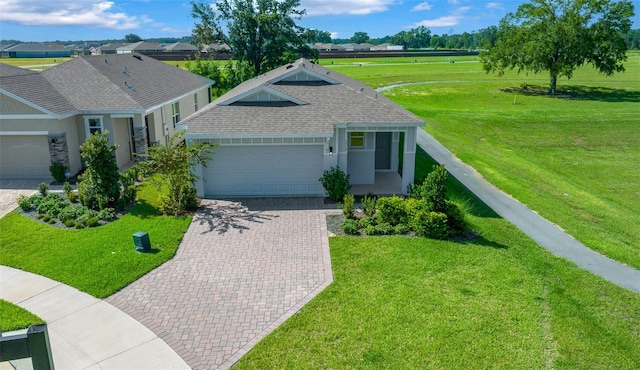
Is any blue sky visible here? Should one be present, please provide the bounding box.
[0,0,637,42]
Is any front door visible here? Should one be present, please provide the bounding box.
[375,132,392,170]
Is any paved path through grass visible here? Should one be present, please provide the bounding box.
[414,128,640,293]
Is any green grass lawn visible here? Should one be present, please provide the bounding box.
[0,299,44,332]
[0,182,192,299]
[234,154,640,369]
[328,54,640,269]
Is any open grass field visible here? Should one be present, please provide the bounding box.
[326,54,640,269]
[235,152,640,369]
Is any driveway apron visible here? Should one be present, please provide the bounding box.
[107,198,334,369]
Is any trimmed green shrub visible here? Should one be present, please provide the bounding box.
[42,215,51,222]
[49,163,67,183]
[358,216,376,229]
[63,218,75,227]
[376,196,407,226]
[341,194,355,219]
[57,204,89,222]
[362,195,376,218]
[78,131,120,210]
[48,218,56,224]
[374,222,394,235]
[75,222,85,229]
[319,166,351,203]
[341,219,360,235]
[68,191,77,203]
[85,216,99,228]
[411,211,449,239]
[38,182,49,196]
[17,195,32,211]
[181,186,199,211]
[394,223,409,235]
[445,200,466,235]
[117,196,127,211]
[363,224,377,236]
[35,193,66,218]
[410,164,448,213]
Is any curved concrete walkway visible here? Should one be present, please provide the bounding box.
[106,198,334,369]
[416,129,640,293]
[0,265,189,369]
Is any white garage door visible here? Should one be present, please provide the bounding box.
[203,145,325,197]
[0,135,51,180]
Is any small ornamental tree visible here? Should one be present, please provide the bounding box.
[319,166,351,203]
[141,131,215,216]
[78,131,120,210]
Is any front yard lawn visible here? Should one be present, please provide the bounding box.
[0,182,192,299]
[0,299,44,332]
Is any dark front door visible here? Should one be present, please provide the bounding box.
[375,132,392,170]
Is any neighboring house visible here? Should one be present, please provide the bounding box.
[182,58,424,198]
[1,43,71,58]
[93,43,129,55]
[371,43,404,51]
[0,54,214,180]
[340,43,372,52]
[164,42,198,52]
[202,43,231,53]
[116,42,164,54]
[312,43,346,52]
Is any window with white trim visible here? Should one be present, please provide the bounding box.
[194,93,199,112]
[171,102,180,127]
[349,132,365,149]
[84,116,103,138]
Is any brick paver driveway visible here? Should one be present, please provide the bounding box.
[107,198,334,369]
[0,180,59,218]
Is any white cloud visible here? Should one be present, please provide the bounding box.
[411,6,471,28]
[485,2,503,10]
[0,0,148,30]
[412,2,432,11]
[330,31,339,39]
[301,0,397,16]
[448,0,460,5]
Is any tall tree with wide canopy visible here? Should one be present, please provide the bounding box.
[191,0,312,76]
[481,0,635,94]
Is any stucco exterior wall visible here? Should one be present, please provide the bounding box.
[0,95,43,115]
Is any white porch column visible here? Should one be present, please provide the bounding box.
[402,127,418,194]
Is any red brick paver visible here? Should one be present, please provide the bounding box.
[107,198,334,369]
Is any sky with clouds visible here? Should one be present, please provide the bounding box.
[0,0,637,42]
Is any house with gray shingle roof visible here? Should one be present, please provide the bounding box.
[164,42,198,52]
[116,41,164,54]
[0,54,213,180]
[1,43,71,58]
[183,58,424,197]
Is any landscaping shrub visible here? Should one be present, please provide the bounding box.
[117,196,127,211]
[63,218,75,228]
[57,204,89,222]
[35,193,66,218]
[75,222,85,229]
[181,186,199,211]
[376,196,408,226]
[363,224,377,236]
[362,195,376,218]
[358,216,376,229]
[394,223,409,235]
[341,194,355,219]
[78,131,120,210]
[411,211,449,239]
[120,167,139,203]
[341,219,360,235]
[63,181,73,198]
[445,200,466,235]
[38,182,49,196]
[17,195,32,211]
[411,164,448,212]
[374,222,394,235]
[85,216,99,228]
[49,163,67,183]
[319,166,351,203]
[67,191,77,203]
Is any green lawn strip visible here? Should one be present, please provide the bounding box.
[0,299,44,332]
[234,168,640,368]
[0,182,191,299]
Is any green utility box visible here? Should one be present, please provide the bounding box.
[133,231,151,252]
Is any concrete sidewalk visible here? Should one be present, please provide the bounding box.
[0,265,189,369]
[415,129,640,293]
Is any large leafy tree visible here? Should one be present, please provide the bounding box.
[481,0,635,94]
[191,0,312,76]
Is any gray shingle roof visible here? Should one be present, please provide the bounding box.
[184,58,424,136]
[0,54,214,117]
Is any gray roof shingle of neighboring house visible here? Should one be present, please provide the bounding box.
[4,43,68,52]
[116,41,164,52]
[0,54,214,117]
[164,42,198,52]
[184,58,423,136]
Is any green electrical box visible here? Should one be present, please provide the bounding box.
[133,231,151,252]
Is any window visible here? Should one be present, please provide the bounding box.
[84,116,103,138]
[171,102,180,127]
[194,93,199,112]
[349,132,365,149]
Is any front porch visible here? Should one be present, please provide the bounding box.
[350,172,403,196]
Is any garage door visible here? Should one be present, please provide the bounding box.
[203,145,325,197]
[0,135,51,180]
